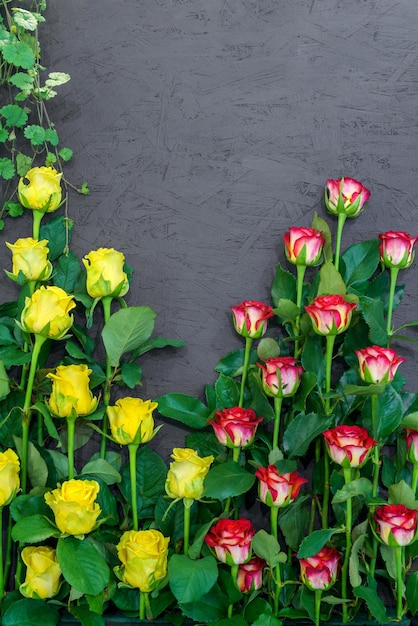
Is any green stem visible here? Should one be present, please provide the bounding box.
[100,296,113,459]
[128,444,139,531]
[183,499,192,556]
[386,267,400,344]
[334,212,347,273]
[314,589,322,626]
[4,512,12,592]
[341,466,353,624]
[66,413,77,480]
[239,337,253,407]
[294,264,307,358]
[21,334,47,493]
[270,505,279,541]
[394,546,404,620]
[232,446,241,464]
[324,334,336,416]
[269,506,282,615]
[321,447,330,530]
[32,209,44,240]
[139,590,146,620]
[273,396,283,451]
[411,463,418,495]
[0,509,3,600]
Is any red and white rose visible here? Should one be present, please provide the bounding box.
[299,547,341,591]
[231,300,274,339]
[323,425,376,468]
[305,294,356,336]
[355,345,405,385]
[209,407,263,449]
[374,504,417,547]
[325,177,370,218]
[283,226,325,266]
[204,518,255,565]
[255,465,307,508]
[379,231,418,270]
[257,356,303,398]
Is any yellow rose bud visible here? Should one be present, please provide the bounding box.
[20,546,61,599]
[18,166,63,213]
[47,364,98,418]
[5,237,52,282]
[106,397,157,445]
[116,529,169,592]
[20,285,76,340]
[82,247,129,299]
[165,447,214,501]
[44,479,101,535]
[0,448,20,507]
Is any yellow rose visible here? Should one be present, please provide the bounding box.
[106,397,157,445]
[47,364,98,418]
[20,285,76,339]
[44,479,101,535]
[18,166,63,212]
[165,448,214,501]
[20,546,61,599]
[116,529,169,592]
[83,247,129,299]
[0,448,20,507]
[5,237,52,282]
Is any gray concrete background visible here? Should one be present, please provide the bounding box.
[2,1,418,446]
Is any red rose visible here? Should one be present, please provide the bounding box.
[209,407,263,449]
[299,547,341,591]
[283,227,325,266]
[355,345,405,385]
[379,231,418,269]
[325,177,370,218]
[323,425,376,468]
[374,504,417,547]
[255,465,307,508]
[204,518,255,565]
[257,356,303,398]
[230,300,274,339]
[305,294,356,336]
[237,557,266,593]
[405,429,418,464]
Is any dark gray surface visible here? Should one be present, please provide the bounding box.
[2,0,418,454]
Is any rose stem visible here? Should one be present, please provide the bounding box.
[294,264,307,358]
[411,463,418,495]
[100,296,113,459]
[270,506,282,615]
[139,590,146,620]
[239,337,253,407]
[32,209,44,240]
[66,412,77,480]
[183,499,192,556]
[341,466,353,624]
[386,267,399,345]
[128,443,139,531]
[334,212,347,273]
[0,509,3,599]
[228,564,238,617]
[321,334,336,529]
[394,545,404,620]
[314,589,322,626]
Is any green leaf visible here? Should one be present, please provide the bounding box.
[252,529,286,568]
[168,554,218,604]
[215,373,240,408]
[12,514,59,543]
[53,251,81,292]
[0,157,15,180]
[45,128,59,146]
[349,531,367,588]
[401,412,418,431]
[9,71,34,91]
[283,412,333,458]
[24,124,45,145]
[204,461,255,500]
[119,446,167,520]
[332,478,373,503]
[2,39,35,69]
[317,260,346,296]
[14,438,48,487]
[353,586,387,623]
[340,239,380,287]
[2,598,59,626]
[274,298,300,323]
[360,296,388,346]
[12,9,39,30]
[406,571,418,615]
[271,262,296,306]
[312,212,333,262]
[16,152,32,176]
[389,480,418,509]
[40,215,72,260]
[377,384,404,440]
[251,615,283,626]
[0,360,10,399]
[57,536,110,595]
[120,361,142,388]
[180,583,228,622]
[155,392,211,429]
[297,528,341,559]
[132,335,185,357]
[215,348,258,377]
[58,147,73,161]
[81,458,121,485]
[102,306,156,366]
[45,71,71,87]
[0,104,29,128]
[257,337,281,360]
[279,496,310,550]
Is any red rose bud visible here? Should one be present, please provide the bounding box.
[204,518,255,565]
[299,547,341,591]
[374,504,417,547]
[325,177,370,218]
[405,429,418,464]
[283,226,325,266]
[209,407,263,449]
[237,557,266,593]
[231,300,274,339]
[305,294,356,336]
[257,356,303,398]
[379,231,418,269]
[355,345,405,385]
[323,425,376,468]
[255,465,307,508]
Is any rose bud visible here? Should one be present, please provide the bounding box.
[107,396,158,445]
[257,356,303,398]
[299,547,341,591]
[374,504,417,547]
[18,166,63,213]
[237,557,266,593]
[231,300,274,339]
[165,448,213,501]
[47,364,98,418]
[5,237,52,283]
[209,407,263,449]
[284,226,325,266]
[323,425,376,468]
[355,345,405,385]
[44,479,101,535]
[256,465,307,508]
[20,546,61,599]
[205,518,255,565]
[83,247,130,299]
[305,294,356,336]
[20,285,76,340]
[379,231,418,270]
[325,177,370,218]
[116,529,169,592]
[405,429,418,464]
[0,449,20,507]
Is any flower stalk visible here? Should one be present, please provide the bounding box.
[341,466,353,624]
[386,266,400,343]
[128,443,139,531]
[239,337,253,407]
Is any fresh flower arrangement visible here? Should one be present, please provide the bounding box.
[0,171,418,626]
